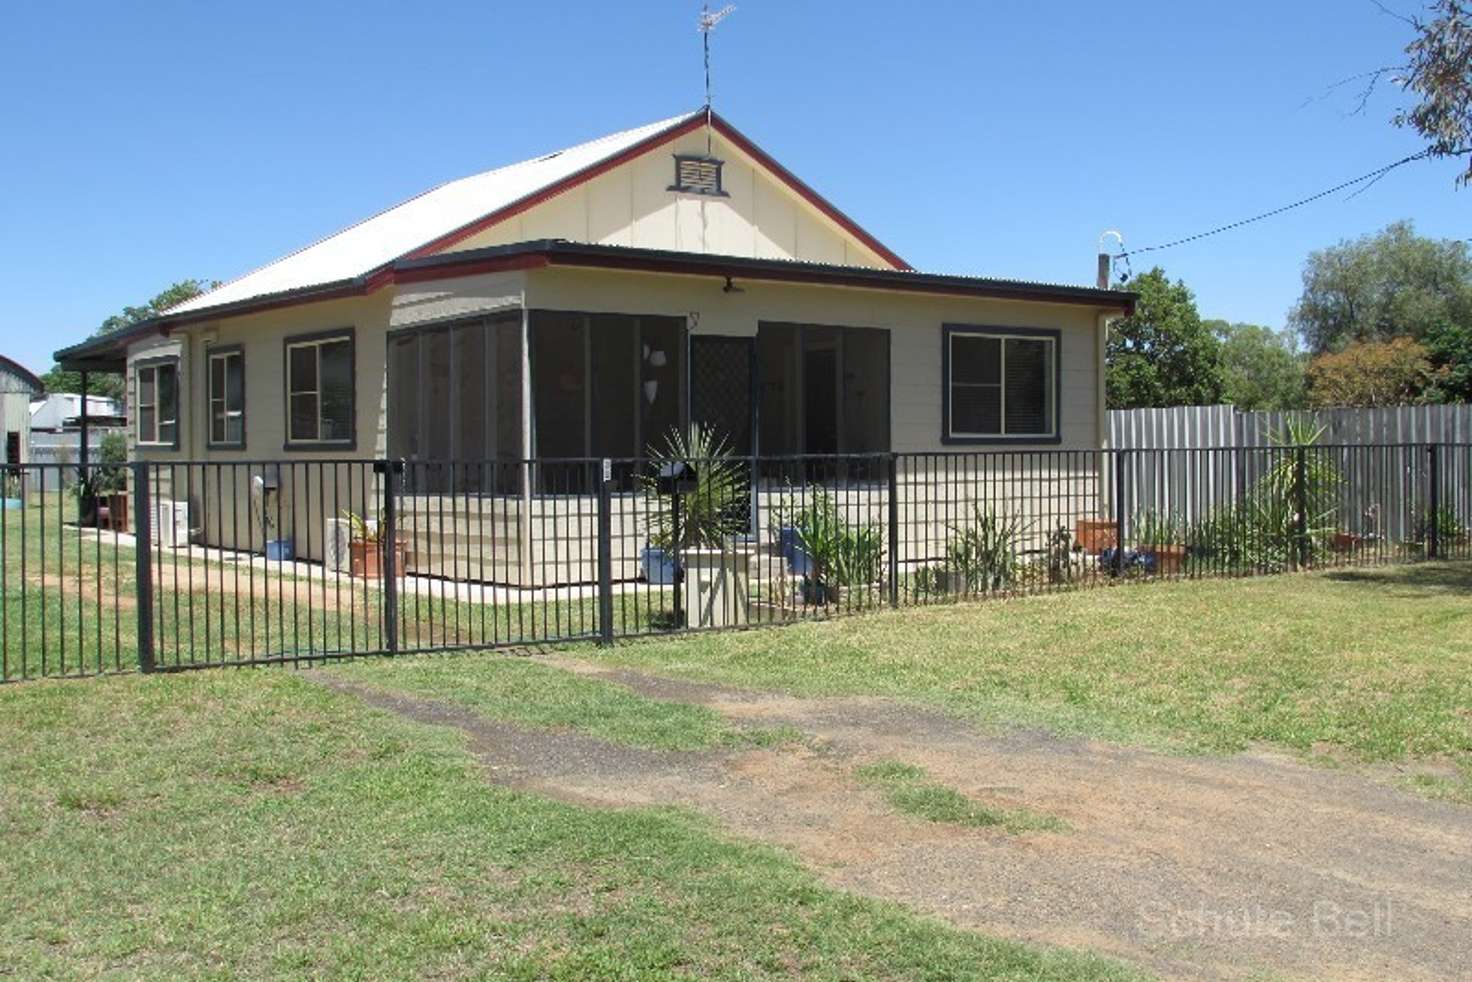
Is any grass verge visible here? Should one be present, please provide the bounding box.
[599,563,1472,802]
[0,671,1137,980]
[325,652,799,751]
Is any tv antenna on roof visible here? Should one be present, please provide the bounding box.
[698,3,736,154]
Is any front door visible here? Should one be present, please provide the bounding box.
[689,336,755,456]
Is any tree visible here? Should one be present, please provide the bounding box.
[1393,1,1472,185]
[1106,268,1223,409]
[1288,221,1472,353]
[40,279,214,400]
[1305,336,1435,407]
[1423,320,1472,400]
[1207,320,1306,410]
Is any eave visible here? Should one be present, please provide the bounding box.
[55,242,1136,370]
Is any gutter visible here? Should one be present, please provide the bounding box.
[56,242,1137,368]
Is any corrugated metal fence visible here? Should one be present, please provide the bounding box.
[1109,405,1472,541]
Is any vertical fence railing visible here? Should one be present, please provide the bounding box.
[2,445,1469,682]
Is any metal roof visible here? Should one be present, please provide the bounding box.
[0,354,44,395]
[167,111,702,317]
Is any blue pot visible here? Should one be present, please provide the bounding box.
[777,526,814,577]
[641,546,679,585]
[265,538,295,561]
[2,498,22,511]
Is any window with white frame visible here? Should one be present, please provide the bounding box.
[208,347,245,447]
[285,332,354,446]
[945,327,1057,440]
[135,359,179,447]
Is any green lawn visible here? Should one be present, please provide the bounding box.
[328,654,802,751]
[600,562,1472,801]
[0,671,1137,980]
[0,494,669,680]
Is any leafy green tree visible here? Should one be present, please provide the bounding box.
[1106,268,1223,409]
[1207,320,1306,410]
[1288,221,1472,354]
[1392,1,1472,185]
[1424,320,1472,401]
[40,279,215,400]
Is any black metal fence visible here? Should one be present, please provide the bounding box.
[2,445,1468,682]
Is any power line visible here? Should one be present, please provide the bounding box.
[1115,149,1432,261]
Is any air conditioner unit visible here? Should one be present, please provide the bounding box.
[154,499,191,548]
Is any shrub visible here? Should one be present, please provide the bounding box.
[944,506,1023,593]
[790,489,884,594]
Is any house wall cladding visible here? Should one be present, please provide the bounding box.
[1108,404,1472,542]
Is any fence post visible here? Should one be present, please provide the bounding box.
[1112,450,1128,574]
[132,461,155,673]
[1293,447,1308,571]
[596,459,615,646]
[887,453,900,608]
[376,460,401,655]
[1427,444,1441,560]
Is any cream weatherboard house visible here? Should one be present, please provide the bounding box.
[55,109,1134,586]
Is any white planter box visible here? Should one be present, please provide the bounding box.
[679,547,754,629]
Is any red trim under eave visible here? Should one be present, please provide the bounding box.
[400,110,910,270]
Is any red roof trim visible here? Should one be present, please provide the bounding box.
[400,110,909,270]
[401,113,709,260]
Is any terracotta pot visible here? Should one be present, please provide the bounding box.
[1075,518,1117,554]
[1332,531,1363,552]
[350,538,407,579]
[1143,544,1186,574]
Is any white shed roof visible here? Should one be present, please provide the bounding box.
[169,111,700,316]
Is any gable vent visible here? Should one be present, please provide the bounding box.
[669,155,728,197]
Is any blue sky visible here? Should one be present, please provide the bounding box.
[2,0,1466,375]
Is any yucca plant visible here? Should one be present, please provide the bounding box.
[790,489,885,599]
[640,423,749,550]
[944,505,1024,594]
[1261,415,1342,566]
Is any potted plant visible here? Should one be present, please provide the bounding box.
[342,509,407,579]
[941,505,1023,595]
[1074,517,1117,554]
[639,423,748,582]
[91,432,128,530]
[789,489,884,606]
[769,486,814,577]
[1132,508,1186,574]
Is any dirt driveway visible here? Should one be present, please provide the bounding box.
[318,661,1472,981]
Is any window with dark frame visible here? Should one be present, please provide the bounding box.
[945,328,1057,441]
[668,155,727,196]
[207,347,245,447]
[285,333,354,446]
[135,359,179,447]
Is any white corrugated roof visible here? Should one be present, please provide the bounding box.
[169,111,699,316]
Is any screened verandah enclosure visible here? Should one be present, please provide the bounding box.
[379,307,924,583]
